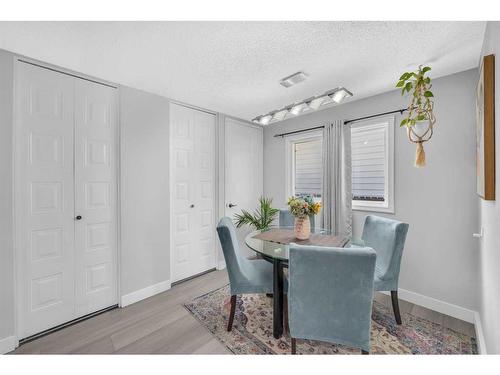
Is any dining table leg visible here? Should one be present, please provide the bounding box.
[273,258,284,339]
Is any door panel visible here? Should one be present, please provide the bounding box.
[16,62,76,338]
[170,104,216,282]
[74,79,118,316]
[225,119,263,257]
[171,104,195,282]
[193,110,216,274]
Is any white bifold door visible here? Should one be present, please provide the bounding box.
[15,61,118,339]
[170,103,216,283]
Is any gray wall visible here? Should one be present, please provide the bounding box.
[120,86,171,295]
[264,69,479,311]
[478,21,500,354]
[0,50,15,342]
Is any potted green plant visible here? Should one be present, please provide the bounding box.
[396,65,436,167]
[287,196,322,240]
[234,196,279,230]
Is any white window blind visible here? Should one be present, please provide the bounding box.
[294,138,323,198]
[351,122,388,202]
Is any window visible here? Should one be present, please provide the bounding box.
[285,132,323,200]
[351,115,394,213]
[284,117,394,214]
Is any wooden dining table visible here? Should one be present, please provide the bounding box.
[244,226,349,339]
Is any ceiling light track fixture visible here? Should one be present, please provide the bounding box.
[252,87,353,125]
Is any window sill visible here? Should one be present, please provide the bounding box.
[352,205,395,214]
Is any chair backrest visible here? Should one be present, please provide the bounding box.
[361,215,409,283]
[279,209,315,230]
[288,244,376,352]
[216,217,253,293]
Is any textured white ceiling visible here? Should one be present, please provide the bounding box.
[0,21,486,120]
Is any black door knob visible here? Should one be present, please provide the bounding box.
[75,215,82,220]
[228,203,237,208]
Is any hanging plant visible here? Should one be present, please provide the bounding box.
[396,65,436,167]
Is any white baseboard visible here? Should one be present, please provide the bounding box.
[474,312,487,354]
[381,288,475,323]
[217,260,226,270]
[0,335,17,355]
[120,280,171,307]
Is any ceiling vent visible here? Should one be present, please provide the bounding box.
[279,71,308,88]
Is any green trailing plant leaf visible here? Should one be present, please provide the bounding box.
[399,72,411,81]
[233,196,279,230]
[396,65,436,130]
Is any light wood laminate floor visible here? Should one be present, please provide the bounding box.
[11,270,475,354]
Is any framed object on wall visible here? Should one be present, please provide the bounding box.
[476,54,496,200]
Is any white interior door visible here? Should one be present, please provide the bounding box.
[170,104,216,282]
[74,79,118,316]
[225,118,263,257]
[15,62,76,338]
[15,61,118,339]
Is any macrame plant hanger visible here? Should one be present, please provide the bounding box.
[406,101,436,167]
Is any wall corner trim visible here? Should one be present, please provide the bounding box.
[0,335,17,355]
[217,261,226,270]
[120,280,171,308]
[474,312,488,354]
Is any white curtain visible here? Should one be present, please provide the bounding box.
[321,120,352,237]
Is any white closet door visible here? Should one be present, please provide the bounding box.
[225,119,263,257]
[15,62,76,338]
[74,79,118,316]
[16,61,118,339]
[170,104,216,282]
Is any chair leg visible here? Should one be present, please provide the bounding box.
[391,290,402,325]
[291,338,296,354]
[361,349,369,355]
[227,295,237,331]
[283,294,289,335]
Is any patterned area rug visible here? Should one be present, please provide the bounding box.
[184,285,477,354]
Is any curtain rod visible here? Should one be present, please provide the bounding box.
[273,107,409,138]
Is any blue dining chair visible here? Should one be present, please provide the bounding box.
[354,215,409,325]
[216,217,276,331]
[288,244,377,354]
[279,209,315,230]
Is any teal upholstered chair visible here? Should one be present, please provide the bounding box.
[288,244,376,354]
[279,209,315,229]
[354,215,409,325]
[216,217,276,331]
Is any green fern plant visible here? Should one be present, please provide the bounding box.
[234,196,279,230]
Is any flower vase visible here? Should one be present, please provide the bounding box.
[294,216,311,240]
